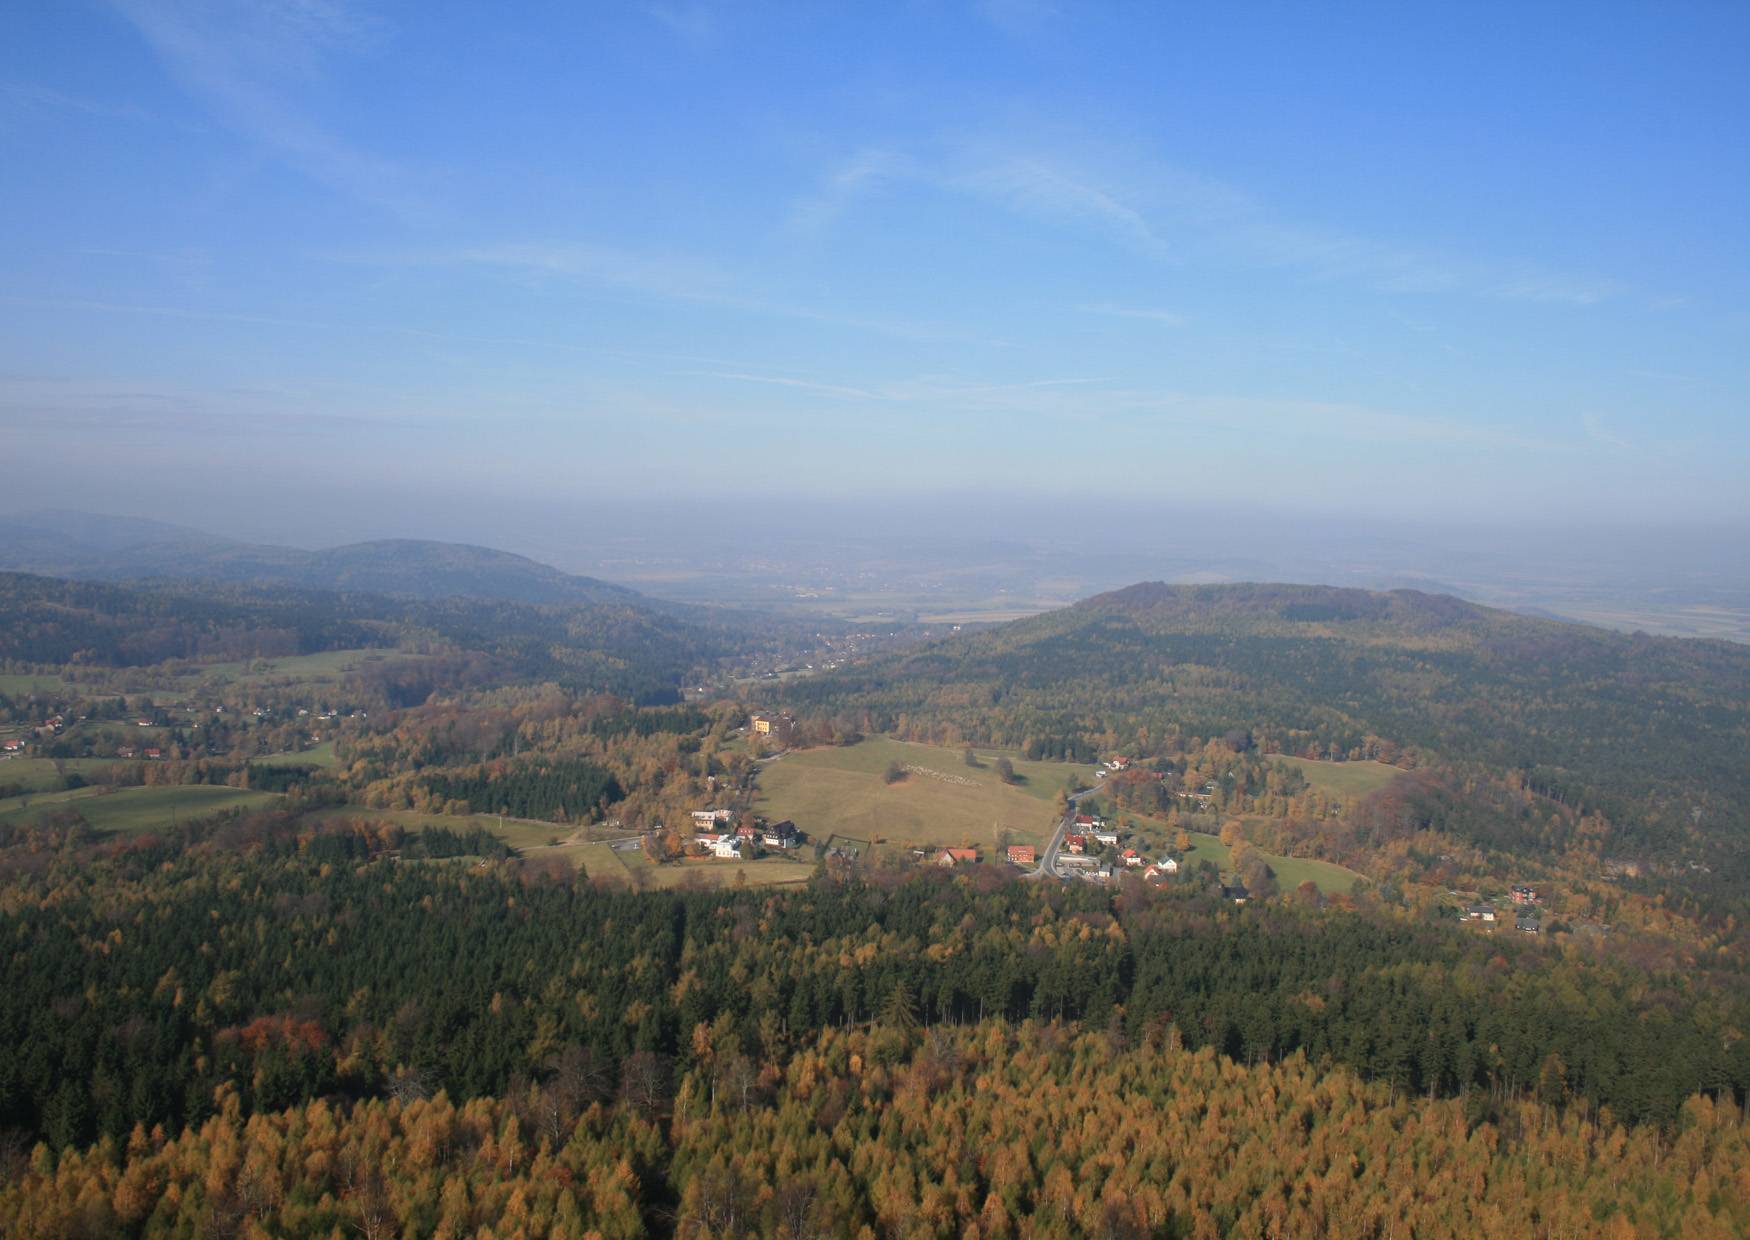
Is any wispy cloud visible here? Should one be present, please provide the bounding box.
[1079,303,1186,327]
[700,364,1538,451]
[704,371,884,401]
[351,241,1008,346]
[1,82,153,123]
[644,2,720,48]
[0,374,387,441]
[431,242,736,303]
[975,0,1060,37]
[794,126,1622,308]
[786,149,913,236]
[1582,411,1634,453]
[950,154,1172,258]
[107,0,430,220]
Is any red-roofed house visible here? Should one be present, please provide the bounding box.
[1006,844,1036,866]
[1065,834,1087,855]
[935,847,979,867]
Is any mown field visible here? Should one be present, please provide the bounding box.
[1151,825,1362,895]
[254,740,339,768]
[0,672,79,695]
[177,647,415,687]
[1268,754,1404,798]
[0,757,129,794]
[0,784,279,834]
[304,805,573,851]
[755,738,1090,855]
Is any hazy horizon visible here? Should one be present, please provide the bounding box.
[6,500,1747,644]
[4,2,1747,530]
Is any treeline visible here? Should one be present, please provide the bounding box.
[588,706,712,739]
[3,845,1746,1159]
[1022,735,1097,763]
[0,573,385,667]
[418,758,622,822]
[5,1023,1746,1238]
[0,571,833,702]
[399,825,515,860]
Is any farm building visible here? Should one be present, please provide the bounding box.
[762,820,800,849]
[749,712,795,745]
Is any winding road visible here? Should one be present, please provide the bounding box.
[1032,779,1105,880]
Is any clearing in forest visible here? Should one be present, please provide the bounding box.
[1268,755,1405,798]
[755,738,1088,855]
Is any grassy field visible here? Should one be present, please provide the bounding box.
[755,739,1088,855]
[0,784,279,834]
[514,838,813,890]
[181,648,416,687]
[304,805,573,850]
[1173,827,1362,895]
[1269,755,1404,798]
[636,856,813,890]
[0,673,77,695]
[255,740,339,768]
[0,757,130,793]
[519,839,635,874]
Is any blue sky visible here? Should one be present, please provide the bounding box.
[2,0,1747,536]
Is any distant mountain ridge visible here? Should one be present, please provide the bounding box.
[1078,580,1491,629]
[0,511,640,606]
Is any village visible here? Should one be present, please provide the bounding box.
[6,697,1561,931]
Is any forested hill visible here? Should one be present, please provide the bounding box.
[0,512,638,606]
[778,581,1750,868]
[0,572,797,702]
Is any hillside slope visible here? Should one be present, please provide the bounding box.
[0,571,759,702]
[778,581,1750,869]
[0,512,637,605]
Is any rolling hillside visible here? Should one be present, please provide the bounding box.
[0,511,637,605]
[777,582,1750,873]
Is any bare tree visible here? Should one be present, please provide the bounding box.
[769,1173,829,1240]
[620,1050,671,1122]
[386,1067,430,1105]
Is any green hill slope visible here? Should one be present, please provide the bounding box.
[778,581,1750,872]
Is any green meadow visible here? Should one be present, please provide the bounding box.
[0,784,279,835]
[755,738,1089,855]
[1269,755,1404,798]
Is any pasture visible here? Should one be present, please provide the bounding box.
[1269,755,1404,798]
[755,739,1083,855]
[0,757,129,794]
[303,805,572,851]
[1117,818,1362,897]
[636,856,813,890]
[181,648,417,688]
[1175,827,1362,895]
[255,740,339,769]
[0,673,77,695]
[0,784,279,835]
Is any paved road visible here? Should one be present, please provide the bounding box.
[1032,778,1104,880]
